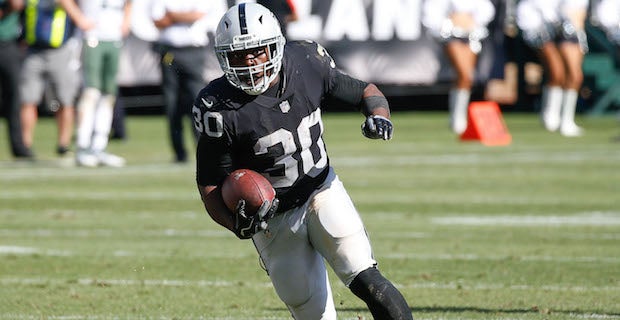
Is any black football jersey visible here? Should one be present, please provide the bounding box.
[194,40,345,212]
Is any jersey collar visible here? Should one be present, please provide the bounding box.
[252,70,292,108]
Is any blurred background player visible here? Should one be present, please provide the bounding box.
[195,3,412,319]
[19,0,94,159]
[151,0,210,163]
[75,0,131,167]
[422,0,496,134]
[0,0,31,159]
[517,0,589,137]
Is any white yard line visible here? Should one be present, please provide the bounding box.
[0,315,291,320]
[0,163,191,181]
[0,316,617,320]
[1,245,618,263]
[0,190,198,200]
[0,245,72,256]
[355,195,614,206]
[2,227,619,241]
[431,213,620,226]
[1,277,619,293]
[382,253,620,264]
[0,190,615,207]
[2,148,620,180]
[334,150,620,167]
[0,228,228,238]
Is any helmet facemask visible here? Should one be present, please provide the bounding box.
[215,3,286,96]
[216,39,284,95]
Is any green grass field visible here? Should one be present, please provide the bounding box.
[0,111,619,319]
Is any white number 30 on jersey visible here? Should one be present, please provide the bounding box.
[192,106,328,188]
[193,105,223,138]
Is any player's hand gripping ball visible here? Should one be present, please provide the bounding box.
[221,169,278,239]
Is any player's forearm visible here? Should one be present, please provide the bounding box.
[7,0,24,12]
[198,185,235,232]
[121,2,132,36]
[57,0,92,30]
[362,84,390,118]
[166,10,206,24]
[153,15,172,29]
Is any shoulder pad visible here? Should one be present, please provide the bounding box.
[197,78,248,111]
[287,40,337,69]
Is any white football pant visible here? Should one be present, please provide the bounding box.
[76,87,101,150]
[92,94,115,152]
[252,167,376,319]
[76,87,116,152]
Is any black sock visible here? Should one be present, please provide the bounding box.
[349,267,413,320]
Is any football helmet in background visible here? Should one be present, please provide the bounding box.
[215,3,286,95]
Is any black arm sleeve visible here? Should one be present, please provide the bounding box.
[196,136,233,187]
[329,70,368,106]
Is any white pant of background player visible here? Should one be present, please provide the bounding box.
[252,167,376,319]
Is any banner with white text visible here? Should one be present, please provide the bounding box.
[118,0,499,88]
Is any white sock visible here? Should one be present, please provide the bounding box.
[449,88,470,134]
[91,95,116,152]
[540,86,563,132]
[76,88,101,150]
[560,89,583,136]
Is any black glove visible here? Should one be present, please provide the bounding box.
[361,115,393,140]
[233,198,279,239]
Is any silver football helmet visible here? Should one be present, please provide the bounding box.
[215,3,286,95]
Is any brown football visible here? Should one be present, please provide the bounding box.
[221,169,276,215]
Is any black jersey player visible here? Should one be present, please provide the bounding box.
[194,3,412,319]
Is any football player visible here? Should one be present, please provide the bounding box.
[194,3,412,319]
[516,0,589,137]
[74,0,131,167]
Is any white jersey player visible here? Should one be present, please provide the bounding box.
[75,0,131,167]
[422,0,496,134]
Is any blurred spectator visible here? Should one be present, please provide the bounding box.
[151,0,209,163]
[74,0,131,167]
[516,0,589,137]
[594,0,620,69]
[19,0,94,159]
[595,0,620,47]
[422,0,496,134]
[110,97,127,141]
[0,0,31,159]
[257,0,298,39]
[593,0,620,141]
[484,0,519,106]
